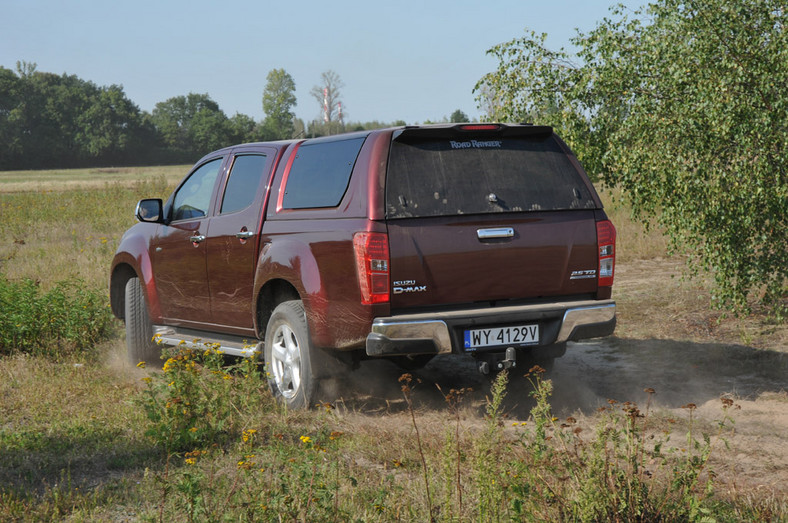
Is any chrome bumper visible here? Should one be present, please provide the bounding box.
[366,300,616,357]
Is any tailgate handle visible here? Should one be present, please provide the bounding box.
[477,227,514,240]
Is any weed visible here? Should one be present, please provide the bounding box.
[399,372,434,519]
[437,383,472,518]
[137,342,269,453]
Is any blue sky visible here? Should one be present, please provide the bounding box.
[2,0,644,125]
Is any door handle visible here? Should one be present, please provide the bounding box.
[477,227,514,240]
[235,230,255,239]
[189,234,206,243]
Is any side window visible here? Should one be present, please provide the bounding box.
[172,158,223,221]
[220,154,268,214]
[282,137,365,209]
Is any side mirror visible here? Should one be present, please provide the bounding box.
[135,199,164,223]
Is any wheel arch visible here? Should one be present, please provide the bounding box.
[110,263,137,320]
[255,279,301,340]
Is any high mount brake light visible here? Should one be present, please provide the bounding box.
[597,220,616,288]
[458,124,500,131]
[353,232,390,305]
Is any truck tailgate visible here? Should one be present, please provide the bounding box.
[387,210,598,310]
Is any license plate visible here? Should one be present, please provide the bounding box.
[464,324,539,350]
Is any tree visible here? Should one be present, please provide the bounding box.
[450,109,469,123]
[476,0,787,315]
[227,112,262,144]
[151,93,231,154]
[76,85,151,161]
[0,62,152,168]
[261,68,296,140]
[310,70,344,135]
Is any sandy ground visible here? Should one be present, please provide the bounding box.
[327,257,788,497]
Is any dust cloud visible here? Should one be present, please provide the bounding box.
[325,338,788,418]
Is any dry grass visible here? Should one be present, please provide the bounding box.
[0,171,179,290]
[0,165,187,193]
[0,166,785,520]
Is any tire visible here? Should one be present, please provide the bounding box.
[264,300,318,409]
[124,276,160,366]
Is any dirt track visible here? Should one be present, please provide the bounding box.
[331,335,788,495]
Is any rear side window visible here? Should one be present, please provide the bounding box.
[282,137,365,209]
[386,134,595,218]
[220,154,267,214]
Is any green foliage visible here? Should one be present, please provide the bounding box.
[150,92,250,157]
[0,64,274,170]
[476,0,787,315]
[261,68,297,140]
[0,274,113,357]
[0,62,155,170]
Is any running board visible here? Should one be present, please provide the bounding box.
[152,326,261,358]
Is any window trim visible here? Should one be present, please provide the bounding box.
[169,156,226,223]
[218,153,269,216]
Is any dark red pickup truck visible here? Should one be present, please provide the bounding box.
[110,123,616,408]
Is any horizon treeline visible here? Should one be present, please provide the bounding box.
[0,62,406,170]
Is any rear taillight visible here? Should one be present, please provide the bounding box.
[353,232,390,305]
[597,220,616,288]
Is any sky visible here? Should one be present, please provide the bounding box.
[2,0,645,125]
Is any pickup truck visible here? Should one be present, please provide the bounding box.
[110,123,616,408]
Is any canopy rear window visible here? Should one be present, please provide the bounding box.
[386,134,596,218]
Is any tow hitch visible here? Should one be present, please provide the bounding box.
[476,347,517,375]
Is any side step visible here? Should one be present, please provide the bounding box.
[153,326,261,358]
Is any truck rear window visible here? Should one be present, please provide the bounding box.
[385,134,596,218]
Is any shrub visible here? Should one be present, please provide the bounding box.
[137,343,271,453]
[0,274,113,357]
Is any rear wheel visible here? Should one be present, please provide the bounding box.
[264,301,318,409]
[124,277,159,366]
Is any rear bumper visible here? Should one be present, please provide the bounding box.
[366,300,615,357]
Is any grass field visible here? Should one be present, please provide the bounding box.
[0,166,784,520]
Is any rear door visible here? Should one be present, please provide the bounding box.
[385,125,601,311]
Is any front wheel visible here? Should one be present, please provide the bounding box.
[264,301,317,409]
[124,276,160,366]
